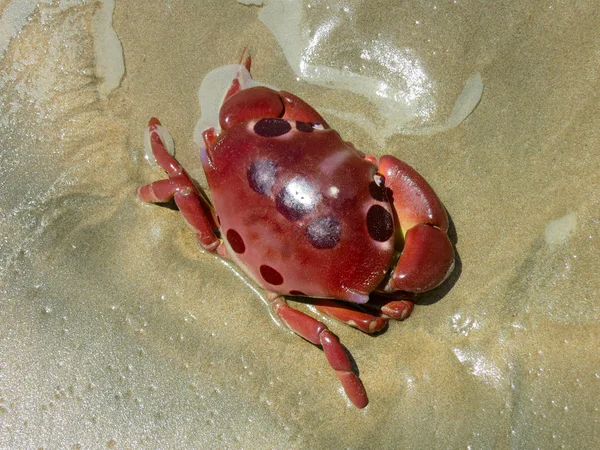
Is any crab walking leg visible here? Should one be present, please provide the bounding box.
[271,298,369,408]
[223,48,253,101]
[138,118,225,255]
[361,293,415,321]
[314,293,416,332]
[379,299,414,320]
[313,299,388,334]
[378,155,455,293]
[137,179,178,203]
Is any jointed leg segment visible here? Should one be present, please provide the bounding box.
[271,297,369,408]
[138,118,226,256]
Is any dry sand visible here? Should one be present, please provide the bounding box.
[0,0,598,447]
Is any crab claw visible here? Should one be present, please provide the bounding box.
[379,155,455,293]
[279,91,329,127]
[218,86,330,131]
[390,223,455,292]
[219,86,285,129]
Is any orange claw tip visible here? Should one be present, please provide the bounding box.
[148,117,161,128]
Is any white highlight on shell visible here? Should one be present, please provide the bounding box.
[545,211,577,248]
[318,149,350,176]
[280,176,321,211]
[327,185,340,198]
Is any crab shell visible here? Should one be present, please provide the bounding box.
[139,63,455,409]
[201,118,396,304]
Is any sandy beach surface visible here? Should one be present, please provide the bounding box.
[1,1,598,447]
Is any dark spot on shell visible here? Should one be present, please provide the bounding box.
[306,217,341,249]
[366,205,394,242]
[226,229,245,254]
[275,176,320,221]
[260,265,284,286]
[369,181,389,202]
[289,290,306,296]
[254,118,292,137]
[296,121,314,133]
[248,159,277,195]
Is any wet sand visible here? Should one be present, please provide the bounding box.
[0,1,598,447]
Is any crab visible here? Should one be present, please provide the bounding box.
[137,52,454,408]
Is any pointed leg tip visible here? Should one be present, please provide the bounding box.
[355,397,369,409]
[239,47,252,71]
[148,117,161,128]
[336,371,369,408]
[349,386,369,409]
[381,300,415,321]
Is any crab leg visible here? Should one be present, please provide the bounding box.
[313,299,388,334]
[138,118,226,256]
[271,298,368,408]
[379,155,455,293]
[223,47,252,101]
[361,292,415,321]
[313,292,414,333]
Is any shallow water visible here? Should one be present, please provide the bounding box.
[1,0,599,447]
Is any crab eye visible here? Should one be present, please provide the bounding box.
[369,174,389,202]
[296,121,314,133]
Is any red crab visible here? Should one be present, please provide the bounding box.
[137,52,454,408]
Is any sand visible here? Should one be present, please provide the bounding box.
[0,0,598,447]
